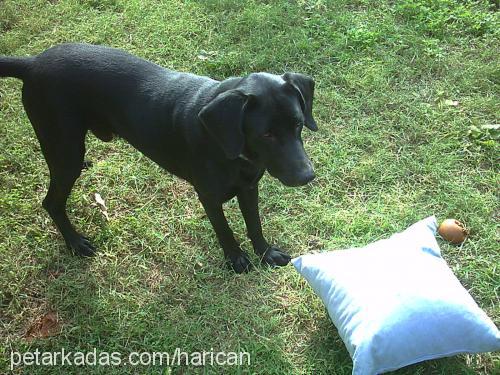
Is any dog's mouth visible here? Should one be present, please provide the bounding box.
[278,174,315,187]
[270,169,315,187]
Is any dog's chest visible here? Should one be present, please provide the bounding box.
[193,159,264,202]
[237,161,264,187]
[219,167,263,202]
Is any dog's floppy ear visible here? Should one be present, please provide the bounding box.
[282,72,318,131]
[198,89,252,160]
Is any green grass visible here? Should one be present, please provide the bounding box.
[0,0,499,373]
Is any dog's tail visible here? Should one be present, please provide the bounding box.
[0,56,34,80]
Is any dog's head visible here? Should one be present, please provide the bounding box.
[198,72,317,187]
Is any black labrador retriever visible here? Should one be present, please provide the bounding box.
[0,43,317,273]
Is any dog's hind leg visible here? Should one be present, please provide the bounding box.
[41,136,96,257]
[23,91,95,256]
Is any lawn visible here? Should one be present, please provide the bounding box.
[0,0,498,374]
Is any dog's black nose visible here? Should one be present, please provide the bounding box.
[296,169,315,186]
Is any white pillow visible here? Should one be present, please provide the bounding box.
[292,216,500,375]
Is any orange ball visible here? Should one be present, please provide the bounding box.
[438,219,469,244]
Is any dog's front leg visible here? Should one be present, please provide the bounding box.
[237,186,291,268]
[199,196,252,273]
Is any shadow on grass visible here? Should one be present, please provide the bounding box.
[301,314,353,374]
[5,242,299,373]
[301,310,487,375]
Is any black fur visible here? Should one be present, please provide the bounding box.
[0,43,317,273]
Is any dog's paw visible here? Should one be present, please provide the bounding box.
[226,251,252,274]
[261,247,291,268]
[68,235,96,257]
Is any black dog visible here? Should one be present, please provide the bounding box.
[0,43,317,273]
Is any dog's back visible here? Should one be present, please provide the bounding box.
[1,43,219,174]
[2,43,217,121]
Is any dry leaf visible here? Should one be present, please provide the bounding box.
[197,50,217,61]
[94,193,110,220]
[444,99,459,106]
[94,193,107,209]
[26,311,61,340]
